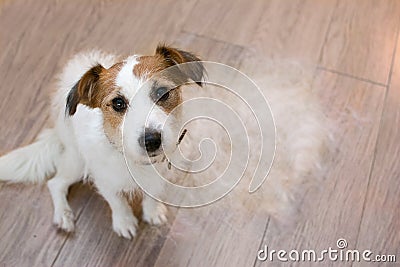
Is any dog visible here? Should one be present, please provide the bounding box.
[0,45,205,239]
[0,44,332,240]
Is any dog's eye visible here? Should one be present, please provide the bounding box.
[112,97,127,112]
[155,87,170,102]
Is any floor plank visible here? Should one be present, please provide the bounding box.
[171,31,245,67]
[0,183,92,266]
[52,191,179,267]
[249,0,337,62]
[254,71,386,267]
[354,35,400,267]
[156,201,268,267]
[184,0,336,62]
[183,0,266,48]
[319,0,400,84]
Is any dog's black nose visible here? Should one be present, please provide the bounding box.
[139,129,162,153]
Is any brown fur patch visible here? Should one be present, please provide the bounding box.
[155,86,182,114]
[133,55,184,114]
[133,55,167,79]
[96,62,124,106]
[97,62,126,148]
[131,45,205,115]
[67,62,123,113]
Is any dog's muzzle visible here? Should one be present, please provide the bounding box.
[138,128,162,156]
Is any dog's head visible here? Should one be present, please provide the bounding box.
[66,45,205,164]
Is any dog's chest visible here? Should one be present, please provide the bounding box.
[87,150,136,191]
[71,106,137,191]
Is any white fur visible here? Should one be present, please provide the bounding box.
[117,57,180,165]
[0,129,62,183]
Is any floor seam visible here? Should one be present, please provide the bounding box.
[180,29,248,51]
[317,66,387,87]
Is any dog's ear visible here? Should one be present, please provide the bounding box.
[156,44,205,86]
[66,64,104,116]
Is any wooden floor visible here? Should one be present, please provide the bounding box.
[0,0,399,266]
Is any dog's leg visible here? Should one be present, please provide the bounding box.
[47,175,80,232]
[47,149,84,232]
[139,166,168,225]
[97,185,138,239]
[142,194,168,225]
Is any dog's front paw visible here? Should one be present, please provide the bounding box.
[143,203,168,225]
[53,208,75,232]
[112,214,138,239]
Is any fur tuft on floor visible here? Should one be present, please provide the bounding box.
[159,53,334,227]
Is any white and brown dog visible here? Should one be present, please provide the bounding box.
[0,44,331,240]
[0,45,205,239]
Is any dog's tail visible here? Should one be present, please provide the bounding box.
[0,128,63,183]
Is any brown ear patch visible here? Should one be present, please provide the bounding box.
[66,64,104,116]
[66,63,124,116]
[132,45,205,87]
[155,44,206,86]
[66,82,81,116]
[65,61,126,150]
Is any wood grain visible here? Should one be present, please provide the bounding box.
[249,0,337,62]
[172,31,245,67]
[0,183,92,266]
[354,35,400,267]
[255,71,386,267]
[319,0,400,84]
[183,0,266,47]
[51,191,180,267]
[184,0,336,62]
[156,202,269,267]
